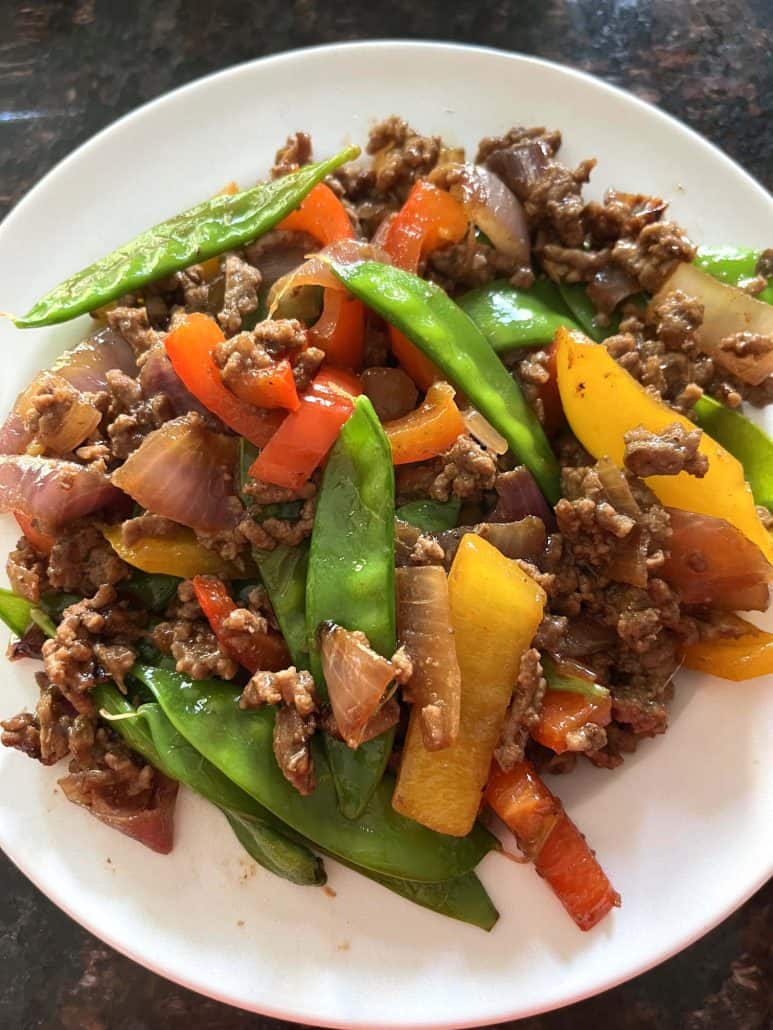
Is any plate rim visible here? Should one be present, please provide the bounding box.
[0,39,771,1028]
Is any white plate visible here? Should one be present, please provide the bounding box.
[0,41,771,1029]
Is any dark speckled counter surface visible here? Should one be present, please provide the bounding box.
[0,2,771,1028]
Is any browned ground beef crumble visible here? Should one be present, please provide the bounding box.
[2,116,772,813]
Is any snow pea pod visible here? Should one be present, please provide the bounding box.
[458,278,580,352]
[0,587,38,636]
[12,146,359,328]
[255,542,310,669]
[121,570,180,614]
[557,283,620,342]
[307,395,397,819]
[329,260,560,502]
[395,498,461,533]
[135,664,497,882]
[696,246,773,305]
[692,395,773,510]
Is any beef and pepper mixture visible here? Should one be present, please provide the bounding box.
[0,118,771,933]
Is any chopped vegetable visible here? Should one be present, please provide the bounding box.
[652,263,773,385]
[692,394,773,510]
[555,326,773,563]
[329,259,561,501]
[459,278,580,352]
[11,146,359,328]
[164,313,286,445]
[0,455,126,529]
[112,414,240,533]
[531,687,611,754]
[682,615,773,681]
[396,566,461,750]
[395,498,461,533]
[307,396,396,818]
[14,511,53,555]
[661,508,772,611]
[384,381,465,465]
[102,523,251,579]
[486,760,619,931]
[249,369,356,491]
[558,283,620,341]
[393,534,546,836]
[695,246,773,306]
[192,574,290,672]
[120,570,179,614]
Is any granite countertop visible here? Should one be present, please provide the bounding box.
[0,2,771,1028]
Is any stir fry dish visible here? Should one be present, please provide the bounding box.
[1,119,772,934]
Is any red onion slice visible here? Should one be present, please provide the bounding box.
[490,467,556,529]
[0,455,127,528]
[441,163,530,264]
[112,414,240,532]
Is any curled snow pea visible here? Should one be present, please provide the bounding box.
[329,260,560,502]
[395,498,461,533]
[11,146,359,328]
[696,246,773,305]
[459,278,580,353]
[307,395,397,818]
[692,394,773,510]
[135,664,497,882]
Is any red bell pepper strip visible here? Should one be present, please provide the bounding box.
[531,689,612,754]
[14,511,53,555]
[227,359,300,411]
[384,181,469,389]
[249,369,356,490]
[192,574,290,672]
[279,183,365,369]
[486,760,619,931]
[164,313,285,447]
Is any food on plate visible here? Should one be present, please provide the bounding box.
[1,118,772,933]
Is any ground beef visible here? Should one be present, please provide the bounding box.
[719,331,773,361]
[106,306,160,356]
[21,373,94,453]
[428,229,524,292]
[240,666,319,795]
[6,536,47,602]
[624,423,708,478]
[475,125,562,164]
[175,263,211,311]
[1,672,76,765]
[120,514,180,548]
[217,254,262,336]
[292,346,325,391]
[430,435,497,501]
[214,319,309,396]
[271,131,312,178]
[41,586,145,709]
[651,289,704,348]
[495,648,546,771]
[104,368,175,461]
[47,521,129,596]
[611,221,696,293]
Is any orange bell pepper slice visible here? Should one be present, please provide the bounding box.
[393,534,546,837]
[486,760,620,931]
[164,313,286,447]
[192,574,289,673]
[226,359,300,412]
[384,380,464,465]
[14,511,53,555]
[249,369,356,490]
[682,614,773,681]
[279,183,365,369]
[384,181,469,389]
[530,689,612,754]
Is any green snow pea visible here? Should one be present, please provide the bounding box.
[395,498,461,533]
[307,395,396,819]
[12,146,359,328]
[696,246,773,305]
[329,260,560,502]
[459,278,580,353]
[557,283,620,342]
[135,664,497,882]
[692,395,773,510]
[121,570,180,614]
[254,542,310,670]
[0,587,39,637]
[350,866,497,931]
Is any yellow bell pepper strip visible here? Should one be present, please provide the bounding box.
[392,534,546,837]
[555,327,773,564]
[682,615,773,681]
[102,523,253,579]
[384,381,465,465]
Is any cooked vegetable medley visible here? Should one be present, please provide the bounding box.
[2,118,772,933]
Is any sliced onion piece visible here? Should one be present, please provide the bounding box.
[319,622,400,749]
[462,407,508,455]
[491,466,556,529]
[662,507,773,611]
[112,414,240,532]
[0,455,127,528]
[439,163,530,264]
[268,238,391,317]
[139,345,216,420]
[396,566,461,751]
[652,264,773,385]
